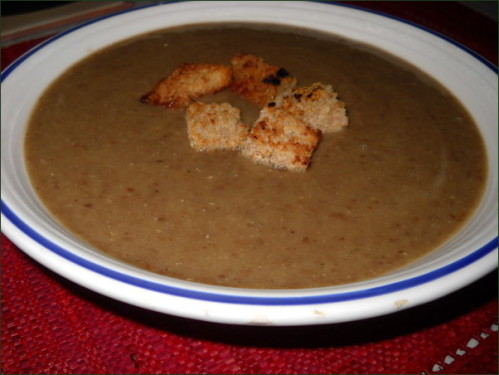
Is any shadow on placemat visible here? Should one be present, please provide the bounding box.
[44,264,497,348]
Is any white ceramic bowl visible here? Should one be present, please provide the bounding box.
[2,1,497,326]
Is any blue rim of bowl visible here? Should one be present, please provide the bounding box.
[1,1,498,306]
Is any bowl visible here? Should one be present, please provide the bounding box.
[2,1,497,326]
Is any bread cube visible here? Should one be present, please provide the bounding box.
[242,107,321,171]
[273,82,348,133]
[230,53,297,107]
[186,102,249,151]
[141,63,232,109]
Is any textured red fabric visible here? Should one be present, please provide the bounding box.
[2,2,497,374]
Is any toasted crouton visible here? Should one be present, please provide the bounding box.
[272,82,348,133]
[141,63,232,109]
[229,53,297,107]
[186,102,249,151]
[242,107,321,172]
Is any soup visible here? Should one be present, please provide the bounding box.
[25,24,487,289]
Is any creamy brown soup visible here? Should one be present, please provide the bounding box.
[25,23,487,289]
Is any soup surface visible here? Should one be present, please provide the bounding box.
[25,23,486,289]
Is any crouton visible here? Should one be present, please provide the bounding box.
[242,107,321,172]
[141,63,232,109]
[230,53,297,107]
[186,102,249,151]
[272,82,348,133]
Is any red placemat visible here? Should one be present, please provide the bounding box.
[2,2,497,374]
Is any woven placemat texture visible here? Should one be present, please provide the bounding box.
[1,2,497,374]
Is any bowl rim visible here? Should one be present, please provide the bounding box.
[1,0,497,325]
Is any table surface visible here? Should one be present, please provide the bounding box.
[1,1,497,374]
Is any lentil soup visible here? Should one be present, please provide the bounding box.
[24,24,487,288]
